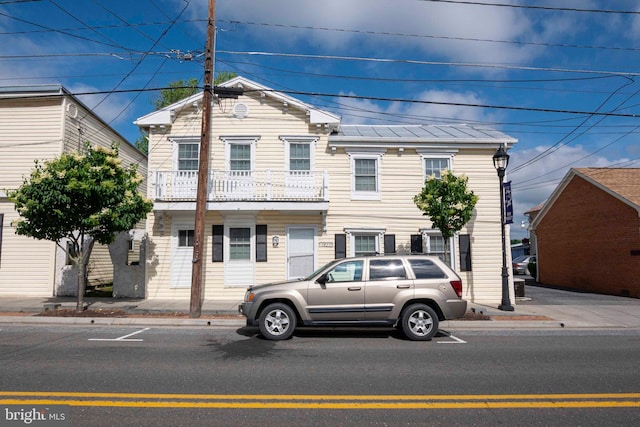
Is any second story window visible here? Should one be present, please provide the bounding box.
[230,144,251,171]
[355,159,377,191]
[289,143,311,171]
[348,150,384,200]
[178,143,199,171]
[424,157,450,179]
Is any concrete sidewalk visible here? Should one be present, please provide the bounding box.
[0,284,639,330]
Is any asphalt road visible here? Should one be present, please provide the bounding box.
[1,324,639,426]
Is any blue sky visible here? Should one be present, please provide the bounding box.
[2,0,640,239]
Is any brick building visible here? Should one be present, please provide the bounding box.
[530,168,640,298]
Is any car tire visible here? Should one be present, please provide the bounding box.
[258,303,297,340]
[400,304,439,341]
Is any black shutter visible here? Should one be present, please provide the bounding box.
[335,234,346,259]
[410,234,423,254]
[459,234,472,271]
[384,234,396,255]
[212,225,223,262]
[256,225,267,262]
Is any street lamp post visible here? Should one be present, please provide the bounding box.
[493,145,514,311]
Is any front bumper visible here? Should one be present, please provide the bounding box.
[238,302,258,326]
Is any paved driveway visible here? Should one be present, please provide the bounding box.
[519,282,640,306]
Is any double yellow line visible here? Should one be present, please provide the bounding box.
[1,392,640,409]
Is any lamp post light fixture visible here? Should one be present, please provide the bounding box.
[493,145,514,311]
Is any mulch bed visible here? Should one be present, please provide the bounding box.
[35,308,243,318]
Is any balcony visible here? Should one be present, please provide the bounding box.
[152,170,329,211]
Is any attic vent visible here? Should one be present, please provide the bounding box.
[233,102,249,119]
[66,103,78,119]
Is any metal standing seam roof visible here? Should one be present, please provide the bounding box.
[333,124,516,142]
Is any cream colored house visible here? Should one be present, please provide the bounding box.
[135,76,517,305]
[0,85,147,296]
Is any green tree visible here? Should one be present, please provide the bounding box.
[8,143,153,311]
[413,170,479,266]
[136,72,238,154]
[152,78,200,110]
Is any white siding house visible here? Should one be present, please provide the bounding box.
[0,85,148,296]
[136,76,517,305]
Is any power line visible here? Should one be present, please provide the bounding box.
[419,0,640,15]
[219,19,640,53]
[217,50,640,78]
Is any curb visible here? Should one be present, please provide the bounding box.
[0,315,245,327]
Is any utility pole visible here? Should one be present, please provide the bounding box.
[190,0,215,318]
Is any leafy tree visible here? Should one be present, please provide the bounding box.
[413,170,479,266]
[8,143,153,311]
[152,78,200,110]
[136,72,238,154]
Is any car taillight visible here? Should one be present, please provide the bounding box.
[450,280,463,298]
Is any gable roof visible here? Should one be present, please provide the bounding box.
[134,76,341,128]
[575,168,640,206]
[530,167,640,230]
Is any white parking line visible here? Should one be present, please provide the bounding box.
[88,328,150,342]
[438,332,467,344]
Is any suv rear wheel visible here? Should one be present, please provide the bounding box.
[400,304,439,341]
[258,303,296,340]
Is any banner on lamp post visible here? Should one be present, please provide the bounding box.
[504,180,513,224]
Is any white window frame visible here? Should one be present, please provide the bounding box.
[224,220,256,263]
[417,151,455,181]
[220,136,260,171]
[171,137,200,171]
[345,227,386,257]
[281,136,318,171]
[346,148,385,201]
[419,228,456,270]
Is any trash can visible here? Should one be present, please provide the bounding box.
[514,278,525,297]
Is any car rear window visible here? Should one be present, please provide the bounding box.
[408,259,447,279]
[369,259,407,281]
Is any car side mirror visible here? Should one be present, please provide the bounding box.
[316,274,328,286]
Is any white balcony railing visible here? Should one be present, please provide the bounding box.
[153,170,328,202]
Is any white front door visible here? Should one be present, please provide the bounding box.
[170,221,194,288]
[287,227,316,280]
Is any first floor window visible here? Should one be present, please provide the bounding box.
[412,231,454,267]
[354,235,377,257]
[178,229,194,247]
[229,227,251,260]
[428,234,446,259]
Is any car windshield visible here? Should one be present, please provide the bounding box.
[513,255,528,263]
[302,259,342,281]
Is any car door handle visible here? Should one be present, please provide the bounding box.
[396,285,411,289]
[347,287,362,291]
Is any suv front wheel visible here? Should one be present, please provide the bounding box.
[400,304,439,341]
[258,303,297,340]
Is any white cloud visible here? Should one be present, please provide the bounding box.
[211,0,552,66]
[336,88,500,125]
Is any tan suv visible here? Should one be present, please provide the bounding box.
[239,255,467,341]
